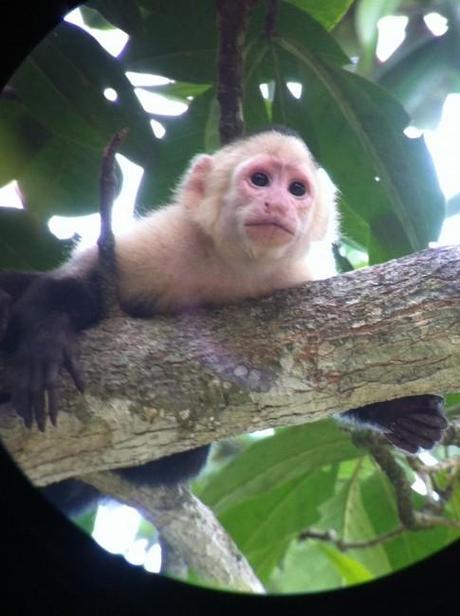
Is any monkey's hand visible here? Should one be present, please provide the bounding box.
[8,314,84,431]
[340,395,447,454]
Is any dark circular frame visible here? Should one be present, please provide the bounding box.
[0,2,458,613]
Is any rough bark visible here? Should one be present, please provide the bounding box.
[216,0,255,143]
[1,245,459,486]
[84,472,265,593]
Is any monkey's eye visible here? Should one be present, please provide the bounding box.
[250,172,270,187]
[289,181,307,197]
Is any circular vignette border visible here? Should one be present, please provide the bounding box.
[0,1,458,613]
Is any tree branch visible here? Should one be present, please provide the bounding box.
[82,471,264,593]
[216,0,256,144]
[1,245,460,486]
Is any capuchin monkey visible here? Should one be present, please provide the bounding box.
[0,129,447,514]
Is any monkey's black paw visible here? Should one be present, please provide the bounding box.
[9,315,84,431]
[341,395,447,454]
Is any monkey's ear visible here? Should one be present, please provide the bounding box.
[310,169,338,241]
[181,154,214,208]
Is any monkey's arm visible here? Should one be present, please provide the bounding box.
[1,271,101,431]
[339,395,447,454]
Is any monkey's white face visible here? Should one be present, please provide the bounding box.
[228,153,316,259]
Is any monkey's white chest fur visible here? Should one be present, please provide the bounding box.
[115,205,319,313]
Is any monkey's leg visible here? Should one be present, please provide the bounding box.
[339,395,447,454]
[2,272,101,430]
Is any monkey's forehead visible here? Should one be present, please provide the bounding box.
[216,131,314,167]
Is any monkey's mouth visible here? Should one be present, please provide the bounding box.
[245,219,295,244]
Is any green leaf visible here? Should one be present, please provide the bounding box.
[0,208,71,270]
[268,540,343,592]
[355,0,401,75]
[361,470,460,571]
[244,2,444,261]
[0,99,49,186]
[5,20,159,220]
[85,1,143,36]
[321,544,374,584]
[16,136,104,218]
[378,33,455,128]
[10,21,156,166]
[318,464,392,576]
[197,420,360,514]
[269,40,444,260]
[121,0,217,83]
[136,88,214,211]
[355,0,401,49]
[249,4,350,68]
[286,0,355,30]
[216,466,338,581]
[242,39,272,131]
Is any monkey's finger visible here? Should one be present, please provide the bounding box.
[11,363,34,428]
[32,390,47,432]
[385,433,418,454]
[12,387,33,430]
[47,387,59,428]
[390,424,435,450]
[396,417,442,440]
[424,395,444,409]
[405,412,448,428]
[29,361,47,432]
[44,360,60,390]
[64,351,85,393]
[44,361,61,428]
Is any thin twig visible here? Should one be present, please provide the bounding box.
[423,458,460,474]
[299,526,406,551]
[415,512,460,530]
[299,512,460,551]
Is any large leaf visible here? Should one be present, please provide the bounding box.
[248,3,350,70]
[0,99,49,186]
[0,208,71,270]
[6,20,158,219]
[354,0,402,75]
[121,0,218,83]
[197,420,360,514]
[16,135,105,217]
[85,1,143,36]
[250,3,445,261]
[136,87,216,211]
[286,0,355,30]
[9,21,156,159]
[378,32,457,128]
[268,541,343,592]
[318,464,392,576]
[361,470,460,571]
[217,466,338,581]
